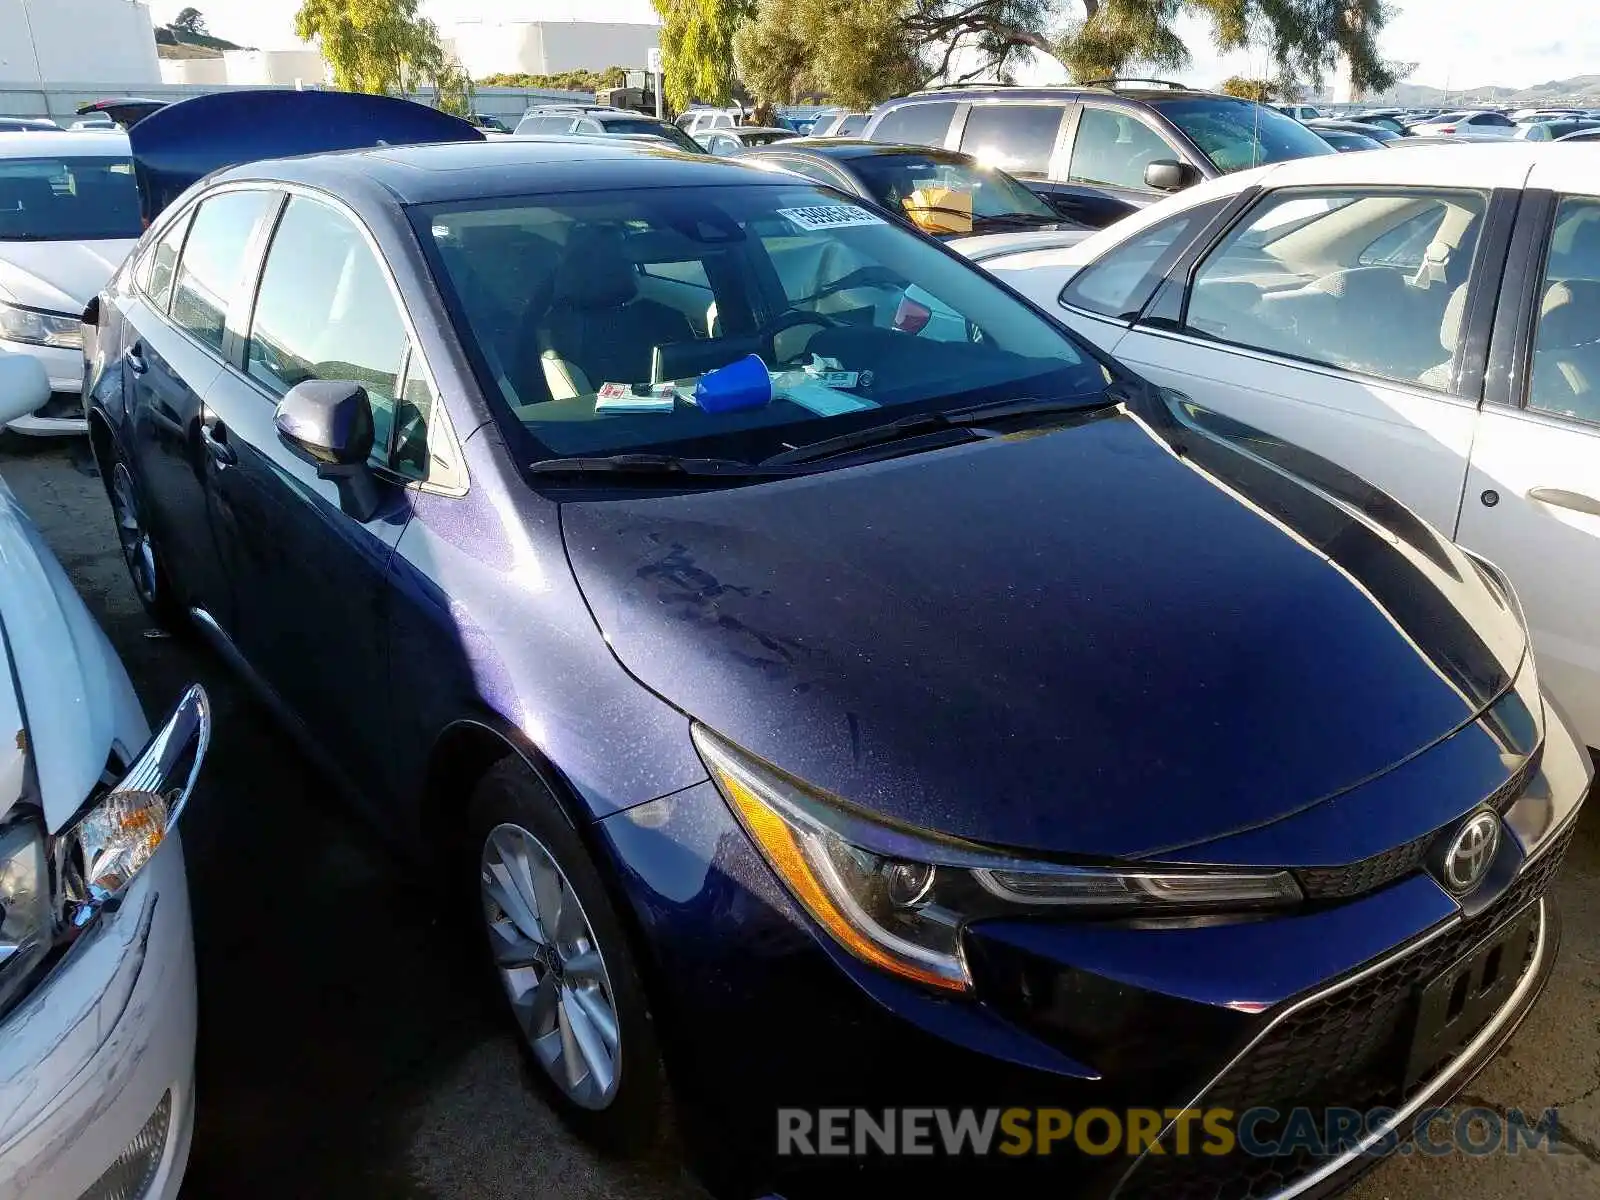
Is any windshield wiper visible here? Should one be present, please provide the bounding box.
[969,213,1066,230]
[761,395,1120,467]
[527,453,800,480]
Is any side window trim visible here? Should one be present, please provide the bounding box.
[1059,198,1229,323]
[1445,185,1521,402]
[223,189,289,370]
[223,182,467,494]
[1484,188,1557,410]
[1140,187,1263,327]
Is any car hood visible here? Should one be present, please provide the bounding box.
[948,228,1095,262]
[562,398,1526,860]
[0,240,135,314]
[0,478,146,832]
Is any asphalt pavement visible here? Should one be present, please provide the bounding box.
[4,435,1599,1199]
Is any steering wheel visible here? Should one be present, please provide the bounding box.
[755,309,842,366]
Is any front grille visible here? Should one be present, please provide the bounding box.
[1117,824,1573,1200]
[31,391,82,421]
[1293,751,1540,901]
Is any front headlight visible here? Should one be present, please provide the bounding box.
[58,684,209,926]
[694,725,1301,993]
[0,300,82,350]
[0,820,51,1012]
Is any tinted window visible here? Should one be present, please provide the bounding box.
[870,102,957,149]
[519,115,575,134]
[1530,196,1600,424]
[603,118,702,152]
[142,208,192,313]
[1063,205,1218,319]
[1153,97,1335,172]
[838,114,869,137]
[959,104,1064,175]
[1467,113,1513,127]
[419,184,1103,463]
[171,190,273,353]
[1069,109,1176,191]
[0,155,140,241]
[393,364,436,480]
[1186,188,1488,389]
[247,197,409,458]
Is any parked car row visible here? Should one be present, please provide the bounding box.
[1,85,1596,1200]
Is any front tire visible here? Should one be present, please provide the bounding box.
[468,758,669,1156]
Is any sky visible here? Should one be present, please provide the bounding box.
[145,0,1600,94]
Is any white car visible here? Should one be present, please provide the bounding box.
[0,132,141,436]
[981,142,1600,747]
[1408,110,1519,137]
[0,350,208,1198]
[1277,104,1323,122]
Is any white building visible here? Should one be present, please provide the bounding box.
[449,19,659,78]
[160,49,329,88]
[0,0,161,85]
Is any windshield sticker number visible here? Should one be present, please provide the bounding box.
[778,205,886,232]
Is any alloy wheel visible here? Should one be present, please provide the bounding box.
[480,822,622,1110]
[110,462,159,606]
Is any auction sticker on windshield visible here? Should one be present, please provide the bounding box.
[778,205,886,231]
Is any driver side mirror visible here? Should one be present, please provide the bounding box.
[1144,159,1196,192]
[273,380,384,521]
[0,351,49,427]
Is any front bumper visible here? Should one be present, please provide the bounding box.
[0,340,87,436]
[596,687,1591,1199]
[0,836,196,1200]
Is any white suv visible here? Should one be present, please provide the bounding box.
[0,132,141,436]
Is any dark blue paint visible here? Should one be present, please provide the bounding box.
[126,89,483,221]
[86,135,1572,1198]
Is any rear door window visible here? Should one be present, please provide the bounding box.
[170,190,274,353]
[140,207,193,313]
[959,104,1064,175]
[871,102,957,149]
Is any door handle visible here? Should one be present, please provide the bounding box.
[1529,486,1600,519]
[199,421,237,467]
[123,344,147,375]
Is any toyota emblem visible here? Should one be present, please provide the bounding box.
[1443,811,1501,893]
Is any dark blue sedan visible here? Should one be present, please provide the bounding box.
[83,91,1591,1200]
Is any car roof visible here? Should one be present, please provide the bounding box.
[0,129,129,157]
[1245,141,1559,189]
[212,137,782,206]
[883,85,1235,107]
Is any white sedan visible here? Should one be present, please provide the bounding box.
[0,351,208,1198]
[982,142,1600,748]
[0,132,141,436]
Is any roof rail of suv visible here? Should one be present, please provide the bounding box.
[908,81,1019,93]
[1083,77,1191,91]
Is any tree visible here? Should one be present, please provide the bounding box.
[295,0,471,109]
[171,6,207,35]
[651,0,756,110]
[736,0,1397,107]
[1220,76,1278,101]
[736,0,921,107]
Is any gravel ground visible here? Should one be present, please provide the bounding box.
[4,435,1598,1200]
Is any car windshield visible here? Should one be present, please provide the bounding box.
[416,183,1107,463]
[847,152,1060,235]
[0,155,140,241]
[1152,98,1335,173]
[741,129,797,146]
[604,118,701,152]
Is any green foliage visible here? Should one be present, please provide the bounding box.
[732,0,1396,106]
[294,0,457,97]
[1220,75,1278,100]
[736,0,921,107]
[478,67,628,93]
[172,6,206,34]
[652,0,756,110]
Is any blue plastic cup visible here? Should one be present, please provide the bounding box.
[695,354,774,414]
